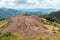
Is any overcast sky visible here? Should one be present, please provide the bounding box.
[0,0,60,9]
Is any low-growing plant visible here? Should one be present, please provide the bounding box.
[0,32,23,40]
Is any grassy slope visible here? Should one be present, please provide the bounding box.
[0,20,23,40]
[0,20,9,31]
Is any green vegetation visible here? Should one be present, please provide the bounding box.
[0,20,9,31]
[0,18,5,21]
[24,33,60,40]
[38,15,60,24]
[1,32,60,40]
[0,32,23,40]
[49,11,60,18]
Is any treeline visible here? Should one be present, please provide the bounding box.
[38,14,60,24]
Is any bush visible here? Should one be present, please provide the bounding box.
[0,18,5,21]
[0,32,23,40]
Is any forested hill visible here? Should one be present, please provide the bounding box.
[49,11,60,18]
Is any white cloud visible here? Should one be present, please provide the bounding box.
[0,0,60,9]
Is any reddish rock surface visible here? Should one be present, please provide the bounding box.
[3,16,50,37]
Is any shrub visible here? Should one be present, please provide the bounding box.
[0,32,23,40]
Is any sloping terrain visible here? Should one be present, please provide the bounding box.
[0,20,9,31]
[49,11,60,18]
[2,16,60,37]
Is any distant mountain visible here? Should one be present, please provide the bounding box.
[21,8,57,14]
[0,8,21,19]
[49,11,60,18]
[0,8,58,19]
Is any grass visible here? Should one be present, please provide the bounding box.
[0,20,9,28]
[0,20,9,33]
[0,32,23,40]
[23,33,60,40]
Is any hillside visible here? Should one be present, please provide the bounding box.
[0,16,60,40]
[2,16,48,37]
[0,8,20,19]
[49,11,60,18]
[1,16,60,36]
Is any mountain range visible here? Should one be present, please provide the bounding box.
[0,8,58,19]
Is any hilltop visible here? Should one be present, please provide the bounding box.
[1,16,60,37]
[0,16,60,40]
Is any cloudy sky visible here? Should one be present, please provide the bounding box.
[0,0,60,9]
